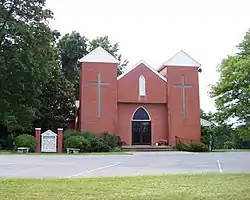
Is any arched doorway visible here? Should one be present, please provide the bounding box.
[131,106,151,145]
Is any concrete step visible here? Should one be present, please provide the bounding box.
[122,145,175,152]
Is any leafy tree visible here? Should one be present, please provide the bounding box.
[57,34,128,99]
[89,36,128,76]
[0,0,55,131]
[33,65,76,131]
[210,29,250,141]
[200,109,213,121]
[200,109,214,147]
[57,31,88,97]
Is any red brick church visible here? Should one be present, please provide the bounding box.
[74,46,201,146]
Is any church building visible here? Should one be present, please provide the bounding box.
[74,46,201,146]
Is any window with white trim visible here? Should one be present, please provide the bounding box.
[139,75,146,96]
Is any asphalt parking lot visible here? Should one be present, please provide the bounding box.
[0,151,249,178]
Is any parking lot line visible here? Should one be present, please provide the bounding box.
[217,159,223,173]
[68,163,121,178]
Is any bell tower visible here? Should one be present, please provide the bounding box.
[78,46,119,134]
[158,50,201,145]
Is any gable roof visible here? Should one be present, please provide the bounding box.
[41,130,57,136]
[157,50,201,72]
[117,60,167,82]
[78,46,119,63]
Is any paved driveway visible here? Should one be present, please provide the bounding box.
[0,151,249,178]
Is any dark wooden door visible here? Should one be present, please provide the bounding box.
[132,121,151,145]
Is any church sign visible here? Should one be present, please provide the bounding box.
[41,130,57,153]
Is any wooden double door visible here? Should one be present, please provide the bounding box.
[132,121,151,145]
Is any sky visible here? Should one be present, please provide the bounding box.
[46,0,250,113]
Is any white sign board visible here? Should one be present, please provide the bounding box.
[41,130,57,153]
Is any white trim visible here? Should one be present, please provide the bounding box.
[57,128,63,131]
[161,50,201,68]
[139,75,146,96]
[117,60,167,82]
[35,128,41,131]
[131,106,151,121]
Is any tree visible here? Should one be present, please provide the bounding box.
[89,36,128,76]
[200,109,213,121]
[57,34,128,99]
[34,65,76,131]
[57,31,88,81]
[57,31,88,98]
[210,29,250,140]
[0,0,55,131]
[200,109,213,146]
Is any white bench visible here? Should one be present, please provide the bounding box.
[17,147,30,153]
[67,148,80,154]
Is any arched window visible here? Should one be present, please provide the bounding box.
[139,75,146,96]
[132,107,151,121]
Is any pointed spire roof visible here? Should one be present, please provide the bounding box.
[78,46,119,63]
[162,50,201,68]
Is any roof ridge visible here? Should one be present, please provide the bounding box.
[117,60,167,82]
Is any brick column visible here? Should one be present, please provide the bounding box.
[35,128,41,153]
[57,128,63,153]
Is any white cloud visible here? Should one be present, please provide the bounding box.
[46,0,250,113]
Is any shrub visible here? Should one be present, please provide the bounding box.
[175,143,189,151]
[89,137,111,152]
[224,141,235,149]
[63,129,81,140]
[100,132,119,149]
[175,141,209,152]
[188,141,209,152]
[64,135,91,152]
[14,134,36,152]
[82,130,95,139]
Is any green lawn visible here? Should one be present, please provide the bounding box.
[212,149,250,152]
[0,150,132,155]
[1,174,250,200]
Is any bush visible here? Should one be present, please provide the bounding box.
[100,132,119,149]
[224,141,235,149]
[88,137,111,152]
[14,134,36,152]
[175,143,189,151]
[63,129,81,140]
[62,130,120,153]
[64,135,91,152]
[82,130,95,139]
[175,141,209,152]
[188,141,209,152]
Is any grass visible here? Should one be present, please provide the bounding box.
[212,149,250,152]
[0,173,250,200]
[0,150,132,155]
